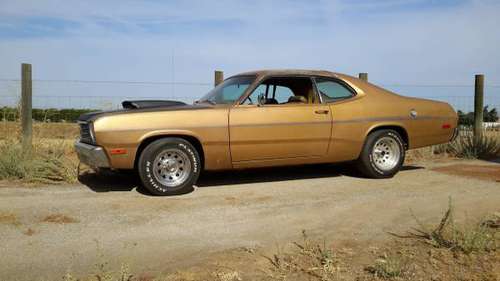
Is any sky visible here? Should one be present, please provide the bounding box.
[0,0,499,109]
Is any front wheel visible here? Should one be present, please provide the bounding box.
[138,138,201,196]
[356,129,405,178]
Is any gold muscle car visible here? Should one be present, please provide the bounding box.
[75,70,458,195]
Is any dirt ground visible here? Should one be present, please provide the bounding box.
[0,159,499,280]
[431,163,500,182]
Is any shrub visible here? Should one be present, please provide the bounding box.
[444,130,500,159]
[366,253,408,279]
[0,138,77,183]
[391,199,498,254]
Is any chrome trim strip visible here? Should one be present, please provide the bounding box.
[232,120,332,128]
[230,138,330,145]
[332,116,448,124]
[233,154,323,164]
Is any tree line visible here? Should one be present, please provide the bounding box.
[457,106,498,126]
[1,107,97,123]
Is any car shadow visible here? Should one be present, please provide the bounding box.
[197,163,423,187]
[484,157,500,164]
[78,171,149,195]
[198,163,346,187]
[78,164,424,194]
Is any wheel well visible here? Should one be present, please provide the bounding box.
[134,135,205,169]
[367,125,409,149]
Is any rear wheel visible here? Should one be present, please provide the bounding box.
[356,129,405,178]
[138,138,201,196]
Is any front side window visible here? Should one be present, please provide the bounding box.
[315,78,354,102]
[242,77,316,105]
[274,86,295,103]
[198,76,255,105]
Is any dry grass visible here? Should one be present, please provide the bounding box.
[0,122,92,184]
[0,121,79,140]
[0,212,21,226]
[434,130,500,159]
[41,214,79,224]
[0,138,78,183]
[390,199,498,255]
[54,203,499,281]
[62,264,134,281]
[365,253,409,279]
[407,130,500,162]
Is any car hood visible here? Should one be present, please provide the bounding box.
[77,101,211,122]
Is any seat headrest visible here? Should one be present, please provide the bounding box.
[287,95,307,103]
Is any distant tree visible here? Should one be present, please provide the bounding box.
[457,110,474,126]
[457,105,498,126]
[483,106,498,122]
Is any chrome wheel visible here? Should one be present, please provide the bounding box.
[152,148,191,187]
[372,136,401,171]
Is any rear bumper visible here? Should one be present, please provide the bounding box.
[74,140,110,168]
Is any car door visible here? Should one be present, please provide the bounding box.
[229,77,332,162]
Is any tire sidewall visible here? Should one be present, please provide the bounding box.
[365,130,405,177]
[139,138,200,196]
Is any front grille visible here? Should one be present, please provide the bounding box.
[79,122,94,144]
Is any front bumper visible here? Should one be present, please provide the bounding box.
[74,140,110,168]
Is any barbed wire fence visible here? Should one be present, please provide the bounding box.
[0,78,213,110]
[0,76,499,113]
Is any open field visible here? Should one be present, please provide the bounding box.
[0,158,499,280]
[0,121,79,140]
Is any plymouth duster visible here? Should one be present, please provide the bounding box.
[75,70,458,195]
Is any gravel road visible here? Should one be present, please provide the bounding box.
[0,159,499,280]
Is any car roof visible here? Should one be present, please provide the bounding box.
[229,69,366,95]
[233,69,342,79]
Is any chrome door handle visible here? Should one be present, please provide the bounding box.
[314,110,329,114]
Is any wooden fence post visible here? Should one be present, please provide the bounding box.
[214,70,223,87]
[474,74,484,137]
[358,72,368,81]
[21,63,32,149]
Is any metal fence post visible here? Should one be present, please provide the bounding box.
[358,73,368,82]
[474,74,484,137]
[21,63,32,149]
[214,70,223,87]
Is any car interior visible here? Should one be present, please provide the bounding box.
[242,77,318,105]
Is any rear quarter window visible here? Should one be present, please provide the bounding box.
[315,78,354,102]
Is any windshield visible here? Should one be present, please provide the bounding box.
[198,76,255,105]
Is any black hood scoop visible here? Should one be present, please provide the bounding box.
[122,100,186,109]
